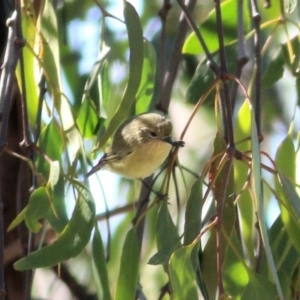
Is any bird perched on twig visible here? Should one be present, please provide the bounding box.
[86,112,185,179]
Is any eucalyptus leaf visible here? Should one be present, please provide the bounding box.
[14,188,95,270]
[115,228,139,300]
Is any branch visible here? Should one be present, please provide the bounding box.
[156,0,197,113]
[0,192,5,299]
[0,10,25,151]
[177,0,219,74]
[157,0,172,108]
[214,0,235,148]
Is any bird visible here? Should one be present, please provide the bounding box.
[86,112,185,179]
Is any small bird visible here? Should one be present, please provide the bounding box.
[86,112,185,179]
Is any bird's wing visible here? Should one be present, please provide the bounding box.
[100,144,132,165]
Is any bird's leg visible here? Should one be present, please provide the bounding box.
[140,179,167,200]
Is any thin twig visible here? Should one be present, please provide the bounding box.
[214,0,235,148]
[157,0,172,105]
[176,0,219,74]
[35,74,46,144]
[93,0,124,23]
[156,0,197,113]
[96,202,138,221]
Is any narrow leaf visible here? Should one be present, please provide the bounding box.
[241,273,278,300]
[183,0,250,54]
[47,160,60,189]
[136,39,156,114]
[169,244,199,300]
[92,224,112,300]
[275,136,300,253]
[14,188,95,270]
[115,228,139,300]
[40,0,74,131]
[25,187,49,233]
[148,201,180,266]
[284,0,297,13]
[76,96,99,139]
[250,110,284,300]
[183,177,202,245]
[261,53,285,88]
[234,102,254,260]
[7,208,26,232]
[96,1,144,149]
[278,172,300,219]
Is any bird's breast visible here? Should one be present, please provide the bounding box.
[107,140,172,178]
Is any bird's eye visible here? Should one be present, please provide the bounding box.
[149,131,157,137]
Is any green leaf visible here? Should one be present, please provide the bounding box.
[41,0,74,131]
[201,230,217,299]
[36,120,63,177]
[278,172,300,219]
[46,175,68,233]
[262,52,285,88]
[276,136,295,179]
[250,107,284,300]
[297,77,300,106]
[47,160,60,189]
[115,228,139,300]
[17,8,39,127]
[183,177,202,246]
[281,37,300,75]
[234,102,254,261]
[92,224,112,300]
[275,136,300,254]
[98,60,110,116]
[223,231,249,299]
[136,39,156,114]
[85,46,110,95]
[36,121,68,232]
[169,243,199,300]
[96,1,144,149]
[186,45,237,104]
[284,0,297,13]
[270,217,300,281]
[149,201,180,266]
[186,58,215,104]
[14,188,95,270]
[7,208,27,232]
[25,187,49,233]
[183,0,250,55]
[240,273,278,300]
[76,96,99,139]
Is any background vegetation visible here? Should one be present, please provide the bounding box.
[0,0,300,299]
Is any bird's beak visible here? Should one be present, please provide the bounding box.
[162,136,185,147]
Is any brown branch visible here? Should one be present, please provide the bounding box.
[0,192,5,299]
[157,0,172,106]
[0,11,23,150]
[214,0,235,148]
[156,0,197,113]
